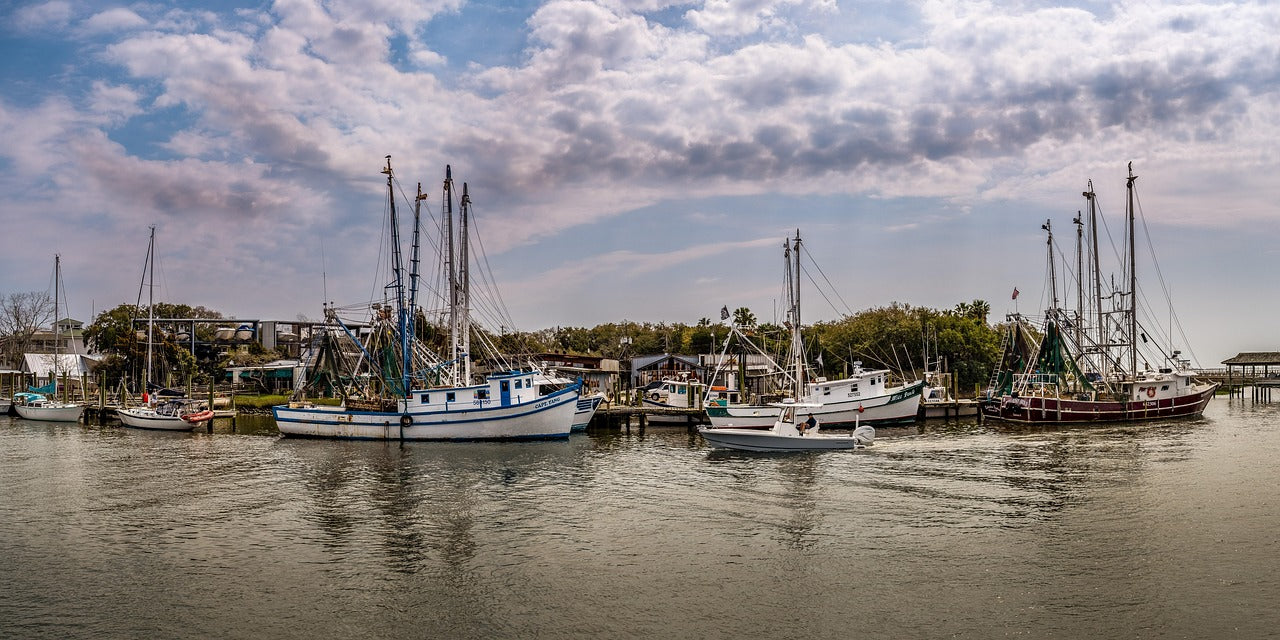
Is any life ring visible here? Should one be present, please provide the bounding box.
[1146,387,1155,398]
[400,414,413,428]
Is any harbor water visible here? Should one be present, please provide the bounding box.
[2,398,1277,639]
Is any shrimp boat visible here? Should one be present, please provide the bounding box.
[699,402,875,452]
[706,232,922,429]
[982,164,1217,424]
[273,159,579,440]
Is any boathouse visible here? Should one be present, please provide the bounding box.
[630,354,706,389]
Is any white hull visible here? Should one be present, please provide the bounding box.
[708,381,923,428]
[273,386,579,440]
[14,404,84,422]
[699,427,872,452]
[116,407,199,431]
[572,394,604,431]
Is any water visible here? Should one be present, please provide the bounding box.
[2,399,1278,639]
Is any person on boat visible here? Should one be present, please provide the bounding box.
[800,413,817,435]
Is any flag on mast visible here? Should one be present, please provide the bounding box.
[1012,287,1020,300]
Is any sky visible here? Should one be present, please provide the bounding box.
[1,0,1277,367]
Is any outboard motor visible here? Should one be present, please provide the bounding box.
[852,425,875,446]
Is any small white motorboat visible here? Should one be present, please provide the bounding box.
[699,402,874,452]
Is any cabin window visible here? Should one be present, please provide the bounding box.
[1161,385,1169,391]
[678,387,686,395]
[501,381,509,392]
[515,379,523,390]
[823,387,831,396]
[852,384,859,392]
[477,389,489,400]
[420,394,430,403]
[446,392,456,402]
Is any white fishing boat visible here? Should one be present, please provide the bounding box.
[13,392,85,422]
[706,232,922,429]
[116,399,207,431]
[699,402,875,452]
[273,159,580,440]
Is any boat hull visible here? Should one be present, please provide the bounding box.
[982,383,1218,424]
[116,408,199,431]
[572,394,604,431]
[14,404,84,422]
[273,389,578,441]
[707,381,923,428]
[698,427,870,452]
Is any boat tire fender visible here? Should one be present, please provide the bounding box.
[400,414,413,428]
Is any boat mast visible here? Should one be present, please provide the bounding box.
[459,182,472,383]
[146,226,155,394]
[53,254,61,386]
[789,230,804,394]
[1074,212,1084,351]
[382,157,410,396]
[408,182,425,340]
[1126,162,1138,379]
[1042,219,1058,312]
[1084,181,1104,380]
[442,165,459,385]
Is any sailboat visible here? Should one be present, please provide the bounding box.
[982,164,1218,424]
[14,255,86,422]
[272,158,580,440]
[705,231,924,429]
[116,227,203,431]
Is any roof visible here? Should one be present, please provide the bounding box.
[1222,352,1280,366]
[22,353,94,377]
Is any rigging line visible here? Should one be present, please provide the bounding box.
[799,243,854,316]
[798,263,842,319]
[1133,190,1201,367]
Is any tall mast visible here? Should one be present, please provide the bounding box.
[1084,181,1104,379]
[382,156,410,396]
[1074,211,1084,350]
[145,226,155,393]
[408,182,425,331]
[460,182,472,383]
[53,254,61,382]
[1126,162,1138,379]
[1042,219,1058,312]
[442,165,458,384]
[790,230,804,394]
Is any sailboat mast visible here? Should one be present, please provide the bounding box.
[1126,162,1138,378]
[53,254,60,387]
[408,182,425,330]
[146,226,155,393]
[460,182,472,383]
[442,165,458,385]
[790,231,804,393]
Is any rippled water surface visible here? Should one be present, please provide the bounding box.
[2,399,1278,639]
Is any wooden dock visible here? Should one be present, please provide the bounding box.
[593,405,706,430]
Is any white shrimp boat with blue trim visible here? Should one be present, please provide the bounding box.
[273,159,579,441]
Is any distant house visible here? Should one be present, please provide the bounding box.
[28,317,90,356]
[630,354,705,388]
[226,359,304,393]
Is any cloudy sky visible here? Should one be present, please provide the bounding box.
[1,0,1277,366]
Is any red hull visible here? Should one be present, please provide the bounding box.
[982,383,1218,424]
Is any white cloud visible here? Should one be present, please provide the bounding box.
[12,1,73,31]
[81,7,148,34]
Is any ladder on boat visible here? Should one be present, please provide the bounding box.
[985,324,1013,396]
